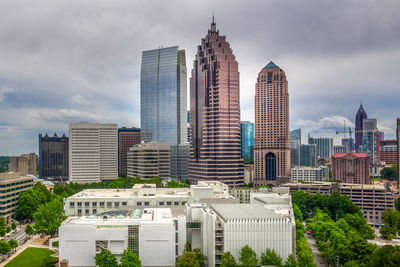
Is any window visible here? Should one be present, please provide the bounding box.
[137,202,142,206]
[159,201,164,206]
[100,202,105,207]
[144,202,149,206]
[93,209,97,214]
[70,202,75,207]
[174,202,179,206]
[167,202,172,206]
[85,209,90,214]
[115,202,119,207]
[92,202,97,206]
[77,209,82,214]
[77,202,82,207]
[181,201,186,205]
[107,202,112,207]
[85,202,90,207]
[122,202,127,206]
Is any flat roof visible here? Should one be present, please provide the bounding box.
[210,204,285,221]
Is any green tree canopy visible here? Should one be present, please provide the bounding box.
[119,248,141,267]
[8,239,18,252]
[284,255,298,267]
[261,248,282,266]
[11,221,16,230]
[192,248,206,267]
[25,223,34,235]
[0,240,11,259]
[94,248,118,267]
[33,198,66,237]
[176,252,201,267]
[239,245,258,267]
[220,251,237,267]
[380,165,398,181]
[15,182,52,221]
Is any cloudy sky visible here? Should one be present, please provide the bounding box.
[1,0,399,155]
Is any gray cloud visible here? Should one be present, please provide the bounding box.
[0,0,399,155]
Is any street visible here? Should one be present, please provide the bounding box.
[5,225,28,245]
[305,232,327,267]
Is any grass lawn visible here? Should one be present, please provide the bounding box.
[5,247,55,267]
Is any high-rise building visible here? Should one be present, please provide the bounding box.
[39,133,69,179]
[332,153,370,184]
[379,139,397,165]
[189,17,244,186]
[362,118,380,165]
[333,145,348,154]
[342,138,354,152]
[355,103,368,152]
[300,144,317,167]
[254,61,290,186]
[140,46,188,179]
[187,111,191,144]
[308,137,333,159]
[290,129,301,168]
[9,153,38,176]
[69,122,118,183]
[291,166,329,183]
[118,127,141,176]
[397,118,400,189]
[241,121,254,162]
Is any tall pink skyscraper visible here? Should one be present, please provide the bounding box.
[254,62,290,186]
[188,17,244,186]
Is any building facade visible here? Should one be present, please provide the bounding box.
[254,61,290,186]
[333,145,348,154]
[355,103,368,152]
[332,153,370,184]
[379,139,397,165]
[127,142,171,180]
[0,172,34,223]
[342,138,354,152]
[69,122,118,183]
[291,166,329,183]
[39,133,68,180]
[362,118,380,165]
[118,127,141,176]
[9,153,37,176]
[241,121,254,162]
[300,144,317,167]
[308,137,333,159]
[290,129,301,168]
[398,118,400,189]
[189,18,244,186]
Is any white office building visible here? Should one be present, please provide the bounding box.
[69,122,118,183]
[291,166,329,183]
[59,208,185,267]
[64,181,238,217]
[186,190,295,266]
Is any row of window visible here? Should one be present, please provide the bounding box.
[0,184,32,193]
[0,179,32,188]
[70,200,187,208]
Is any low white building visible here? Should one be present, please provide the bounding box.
[291,166,329,183]
[186,189,295,266]
[59,208,185,267]
[64,181,238,217]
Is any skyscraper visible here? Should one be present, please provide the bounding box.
[308,137,333,159]
[69,122,118,183]
[241,121,255,162]
[254,61,290,186]
[362,118,379,165]
[290,129,301,168]
[355,103,368,152]
[118,127,141,176]
[140,46,188,180]
[300,144,317,167]
[189,17,244,186]
[397,118,400,189]
[39,133,69,180]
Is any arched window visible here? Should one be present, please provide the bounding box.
[265,152,276,180]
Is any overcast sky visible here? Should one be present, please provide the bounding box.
[1,0,400,155]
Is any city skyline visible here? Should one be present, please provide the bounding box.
[1,0,400,155]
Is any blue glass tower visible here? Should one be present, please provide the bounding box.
[241,121,254,162]
[140,46,187,145]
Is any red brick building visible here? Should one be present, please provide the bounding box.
[332,153,370,184]
[379,139,397,165]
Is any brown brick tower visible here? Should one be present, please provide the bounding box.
[188,17,244,187]
[254,62,290,186]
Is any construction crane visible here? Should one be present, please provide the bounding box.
[335,121,365,152]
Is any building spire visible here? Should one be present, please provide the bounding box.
[210,13,217,34]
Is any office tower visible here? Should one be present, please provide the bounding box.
[118,127,141,176]
[308,137,333,159]
[342,138,354,152]
[140,46,188,179]
[9,153,38,176]
[188,17,244,186]
[187,111,191,144]
[332,153,370,184]
[254,61,290,186]
[355,103,368,152]
[69,122,118,183]
[39,133,69,180]
[397,118,400,189]
[379,139,397,165]
[241,121,255,162]
[127,142,171,180]
[333,145,348,154]
[290,129,301,168]
[171,144,189,180]
[291,166,329,183]
[300,144,317,167]
[362,118,379,165]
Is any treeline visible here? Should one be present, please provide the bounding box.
[380,209,400,239]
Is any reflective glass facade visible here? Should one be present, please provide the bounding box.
[241,122,254,161]
[39,133,69,179]
[290,129,301,167]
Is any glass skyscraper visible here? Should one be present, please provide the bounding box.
[241,121,254,162]
[140,46,188,180]
[290,129,301,167]
[141,46,187,145]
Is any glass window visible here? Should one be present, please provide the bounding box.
[107,202,112,207]
[167,202,172,206]
[159,201,164,206]
[77,202,82,207]
[85,202,90,207]
[100,202,105,207]
[77,209,82,214]
[137,202,142,206]
[93,209,97,214]
[70,202,75,207]
[115,202,119,207]
[92,202,97,206]
[122,202,127,206]
[144,202,149,206]
[174,202,179,206]
[85,209,90,214]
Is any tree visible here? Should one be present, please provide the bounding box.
[380,165,398,181]
[368,245,400,267]
[0,229,5,237]
[43,255,58,267]
[284,255,298,267]
[184,242,192,252]
[33,198,66,237]
[239,245,258,267]
[176,252,201,267]
[193,248,206,267]
[14,182,51,221]
[8,239,18,252]
[119,248,141,267]
[94,248,118,267]
[0,216,6,229]
[25,223,34,235]
[220,251,237,267]
[0,240,10,259]
[6,226,11,233]
[11,221,16,231]
[261,248,282,266]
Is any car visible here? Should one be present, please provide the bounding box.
[306,230,312,235]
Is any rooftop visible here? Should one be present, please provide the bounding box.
[333,152,368,158]
[263,61,280,70]
[210,204,285,221]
